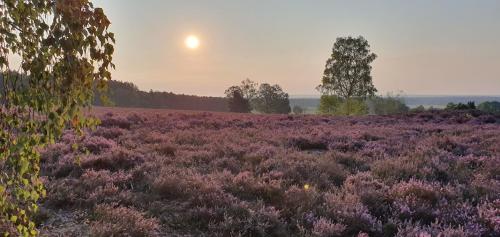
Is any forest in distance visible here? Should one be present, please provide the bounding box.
[92,80,228,112]
[94,80,500,115]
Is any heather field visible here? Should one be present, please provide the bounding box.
[38,108,500,237]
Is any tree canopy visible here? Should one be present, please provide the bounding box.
[253,83,291,114]
[318,36,377,100]
[0,0,114,235]
[317,36,377,115]
[225,80,291,114]
[223,79,258,113]
[239,78,258,102]
[225,86,251,113]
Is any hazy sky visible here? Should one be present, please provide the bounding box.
[93,0,500,96]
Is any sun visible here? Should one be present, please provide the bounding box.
[185,35,200,49]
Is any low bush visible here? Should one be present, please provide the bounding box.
[478,101,500,115]
[367,95,409,115]
[318,95,368,116]
[312,217,346,237]
[90,204,160,237]
[82,136,116,154]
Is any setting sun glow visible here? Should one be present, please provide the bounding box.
[185,35,200,49]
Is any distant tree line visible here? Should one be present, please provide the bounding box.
[89,79,500,115]
[93,80,229,112]
[445,101,476,110]
[445,101,500,114]
[477,101,500,114]
[225,79,291,114]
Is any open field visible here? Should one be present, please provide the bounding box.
[38,107,500,236]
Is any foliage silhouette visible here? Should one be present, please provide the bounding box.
[0,0,114,235]
[445,101,476,110]
[94,80,228,112]
[254,83,291,114]
[225,86,252,113]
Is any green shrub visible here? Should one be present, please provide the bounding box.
[478,101,500,114]
[367,95,409,115]
[318,95,342,115]
[446,102,476,110]
[318,95,368,116]
[410,105,426,113]
[293,105,305,115]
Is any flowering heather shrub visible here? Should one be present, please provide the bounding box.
[343,173,390,218]
[210,203,287,236]
[154,142,177,156]
[99,113,133,129]
[150,167,204,199]
[395,221,486,237]
[127,112,144,124]
[92,126,127,139]
[323,192,383,235]
[312,217,346,237]
[390,179,447,224]
[82,135,117,154]
[282,185,321,220]
[228,171,284,204]
[81,147,144,171]
[90,204,160,237]
[38,108,500,236]
[478,200,500,235]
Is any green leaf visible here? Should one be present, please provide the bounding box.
[19,159,29,175]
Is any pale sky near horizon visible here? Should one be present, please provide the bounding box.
[93,0,500,97]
